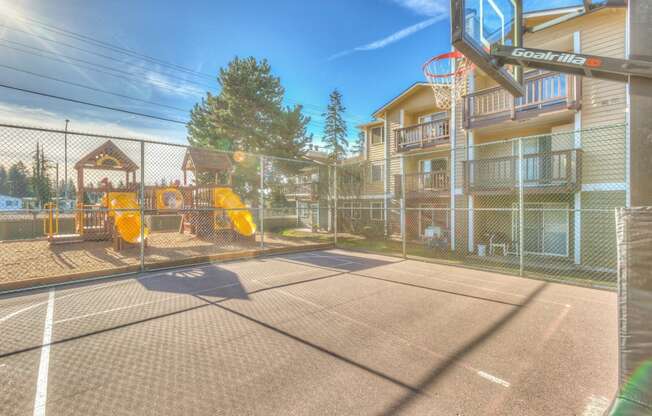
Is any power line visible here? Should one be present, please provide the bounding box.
[0,63,189,112]
[0,25,214,83]
[7,13,215,80]
[0,82,189,124]
[0,39,212,90]
[0,42,207,98]
[0,24,371,122]
[0,26,371,123]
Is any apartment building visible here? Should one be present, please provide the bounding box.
[355,4,628,271]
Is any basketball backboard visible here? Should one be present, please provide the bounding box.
[451,0,524,96]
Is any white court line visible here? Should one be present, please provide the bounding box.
[0,262,251,324]
[54,282,242,324]
[0,250,337,324]
[477,371,511,388]
[33,289,54,416]
[54,267,339,325]
[582,395,610,416]
[249,276,512,390]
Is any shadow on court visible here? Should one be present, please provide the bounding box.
[275,251,397,272]
[138,265,249,299]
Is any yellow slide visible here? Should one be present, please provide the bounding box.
[213,188,256,237]
[106,192,150,244]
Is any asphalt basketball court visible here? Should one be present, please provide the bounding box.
[0,249,616,415]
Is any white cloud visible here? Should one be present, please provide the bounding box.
[328,0,448,60]
[390,0,448,17]
[329,15,445,61]
[0,101,186,143]
[143,72,204,98]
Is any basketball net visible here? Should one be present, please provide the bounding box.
[423,51,474,110]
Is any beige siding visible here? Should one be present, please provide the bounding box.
[366,126,385,162]
[526,8,627,127]
[387,110,401,195]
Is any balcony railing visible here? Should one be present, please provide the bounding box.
[283,182,318,200]
[463,149,582,194]
[395,119,450,152]
[463,70,580,129]
[395,171,450,197]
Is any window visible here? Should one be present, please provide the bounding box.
[370,126,384,145]
[352,202,361,219]
[370,162,384,183]
[418,111,448,124]
[419,158,448,173]
[341,202,361,219]
[511,202,569,257]
[370,202,383,221]
[299,202,311,219]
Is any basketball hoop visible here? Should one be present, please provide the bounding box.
[423,51,474,110]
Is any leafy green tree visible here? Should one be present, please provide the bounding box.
[31,143,53,207]
[322,89,348,160]
[187,56,312,203]
[8,162,30,198]
[0,165,7,195]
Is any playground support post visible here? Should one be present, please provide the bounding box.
[401,156,407,259]
[139,141,145,271]
[260,155,264,249]
[333,164,338,245]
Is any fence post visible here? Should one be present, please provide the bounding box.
[401,155,407,259]
[139,141,145,272]
[333,164,338,245]
[260,156,265,250]
[518,137,524,277]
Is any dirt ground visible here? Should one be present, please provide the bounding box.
[0,231,331,288]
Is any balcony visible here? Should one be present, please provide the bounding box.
[283,182,318,201]
[394,171,450,199]
[463,149,582,195]
[463,70,580,129]
[395,119,450,152]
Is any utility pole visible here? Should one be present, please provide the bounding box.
[63,119,69,204]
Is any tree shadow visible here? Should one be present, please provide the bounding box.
[138,264,249,299]
[273,251,397,273]
[378,282,549,415]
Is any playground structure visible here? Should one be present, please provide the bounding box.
[44,141,257,250]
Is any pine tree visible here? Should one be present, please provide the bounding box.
[187,56,312,202]
[0,165,7,195]
[322,89,348,160]
[31,143,53,207]
[187,56,311,158]
[7,161,30,198]
[353,130,365,155]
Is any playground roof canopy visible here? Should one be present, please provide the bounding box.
[74,140,139,172]
[182,147,233,173]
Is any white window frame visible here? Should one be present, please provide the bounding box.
[351,202,361,219]
[370,162,384,183]
[511,202,570,257]
[418,111,448,124]
[370,202,383,221]
[370,126,384,145]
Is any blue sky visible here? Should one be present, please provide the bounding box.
[0,0,582,147]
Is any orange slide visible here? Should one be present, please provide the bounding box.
[213,188,256,236]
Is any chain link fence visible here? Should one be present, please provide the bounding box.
[0,124,333,290]
[0,122,627,290]
[333,123,627,289]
